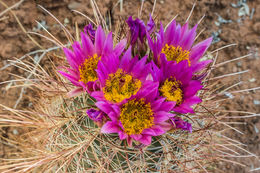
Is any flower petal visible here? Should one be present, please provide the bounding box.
[138,135,151,145]
[101,121,120,133]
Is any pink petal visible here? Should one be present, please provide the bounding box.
[151,125,165,136]
[102,32,113,55]
[63,48,78,69]
[67,87,83,97]
[114,39,127,57]
[138,135,151,145]
[192,60,212,73]
[190,37,213,63]
[101,121,120,133]
[154,111,171,123]
[58,70,81,87]
[95,26,106,55]
[81,32,94,56]
[119,131,127,140]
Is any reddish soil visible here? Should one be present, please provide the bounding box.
[0,0,259,172]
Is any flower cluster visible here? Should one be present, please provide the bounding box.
[59,16,212,146]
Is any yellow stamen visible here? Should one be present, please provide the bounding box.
[159,78,183,105]
[79,54,101,84]
[161,44,191,66]
[104,69,141,103]
[120,99,154,135]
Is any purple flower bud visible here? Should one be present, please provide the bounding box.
[170,117,192,133]
[84,24,96,43]
[146,14,155,34]
[126,16,146,44]
[86,108,104,122]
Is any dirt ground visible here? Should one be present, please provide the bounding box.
[0,0,259,172]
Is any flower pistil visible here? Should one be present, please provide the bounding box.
[103,69,141,103]
[120,99,154,135]
[161,44,190,65]
[79,54,101,84]
[159,78,183,105]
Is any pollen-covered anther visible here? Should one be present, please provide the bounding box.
[162,44,191,66]
[159,78,183,105]
[79,54,101,84]
[120,99,154,135]
[103,69,141,103]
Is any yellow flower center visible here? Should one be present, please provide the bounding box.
[103,69,142,103]
[161,44,191,66]
[120,99,154,135]
[79,54,101,84]
[159,78,183,105]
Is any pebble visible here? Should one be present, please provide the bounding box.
[254,125,259,133]
[13,129,19,135]
[64,18,70,24]
[249,78,256,82]
[253,100,260,105]
[68,2,81,10]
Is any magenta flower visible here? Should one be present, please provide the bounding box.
[58,26,126,96]
[170,116,192,133]
[147,20,212,73]
[97,81,175,146]
[152,56,202,114]
[91,47,151,104]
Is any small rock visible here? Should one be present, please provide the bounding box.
[13,129,19,135]
[224,92,234,99]
[68,2,81,10]
[236,62,242,67]
[249,78,256,82]
[253,100,260,105]
[254,125,259,133]
[64,18,70,24]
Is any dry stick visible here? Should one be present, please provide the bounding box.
[197,14,205,25]
[207,69,249,81]
[120,0,123,12]
[229,86,260,94]
[211,43,237,54]
[71,10,97,26]
[91,0,107,30]
[151,0,157,17]
[0,0,24,17]
[0,0,42,49]
[90,0,100,25]
[213,54,252,68]
[35,20,64,47]
[206,81,243,100]
[195,28,205,41]
[0,46,61,71]
[139,0,145,18]
[250,167,260,172]
[27,32,63,47]
[223,113,260,119]
[38,5,75,42]
[13,51,46,108]
[164,14,178,31]
[186,1,196,22]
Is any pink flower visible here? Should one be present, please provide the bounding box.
[58,26,126,96]
[147,20,212,73]
[97,81,175,146]
[91,47,151,104]
[152,57,202,114]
